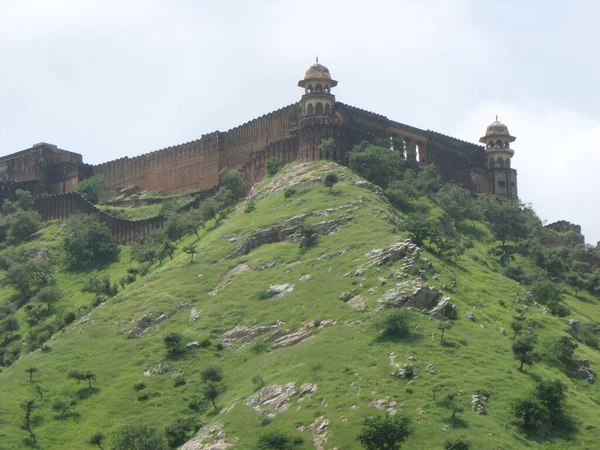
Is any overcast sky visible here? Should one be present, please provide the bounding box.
[1,0,599,244]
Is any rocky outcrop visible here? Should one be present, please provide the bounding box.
[472,390,490,415]
[268,283,295,297]
[429,298,457,319]
[372,397,398,413]
[220,321,284,349]
[575,358,596,383]
[127,311,168,338]
[246,382,297,416]
[271,330,313,350]
[180,422,233,450]
[379,282,447,312]
[143,363,170,377]
[209,263,251,297]
[543,221,585,247]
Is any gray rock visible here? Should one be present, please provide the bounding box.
[246,382,297,415]
[271,330,313,350]
[143,363,170,377]
[500,328,507,336]
[269,283,294,297]
[299,274,313,281]
[569,319,581,333]
[189,308,200,322]
[382,284,442,310]
[297,383,318,401]
[429,297,457,319]
[378,277,387,285]
[467,312,476,321]
[186,341,200,348]
[339,292,353,301]
[346,295,366,310]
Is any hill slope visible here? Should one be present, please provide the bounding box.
[1,161,600,449]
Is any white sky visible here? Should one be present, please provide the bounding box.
[1,0,599,244]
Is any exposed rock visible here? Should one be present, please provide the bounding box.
[220,321,284,348]
[180,422,233,450]
[380,283,443,311]
[257,260,278,271]
[575,358,596,383]
[372,397,398,413]
[189,308,200,322]
[308,416,329,450]
[299,274,313,281]
[77,314,94,326]
[467,312,476,321]
[339,292,353,301]
[186,341,200,349]
[143,363,170,377]
[346,295,366,310]
[271,330,313,350]
[500,328,507,336]
[472,390,490,415]
[171,371,184,379]
[378,277,387,285]
[246,382,297,416]
[355,180,384,194]
[154,313,168,323]
[569,319,581,333]
[429,298,457,319]
[426,363,436,374]
[269,283,294,297]
[209,263,251,296]
[393,364,415,379]
[297,383,318,401]
[128,315,153,338]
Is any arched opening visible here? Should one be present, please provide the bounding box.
[415,142,420,162]
[307,103,314,115]
[324,103,331,115]
[496,139,503,148]
[488,140,494,149]
[307,85,313,93]
[315,103,324,114]
[504,141,509,148]
[497,157,504,168]
[325,85,330,93]
[315,84,322,93]
[489,158,496,169]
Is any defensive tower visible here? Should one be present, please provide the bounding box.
[479,117,518,200]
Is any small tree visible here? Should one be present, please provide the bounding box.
[203,381,220,410]
[183,245,198,263]
[68,369,96,388]
[20,399,37,442]
[34,385,46,401]
[438,321,453,343]
[63,215,119,269]
[52,399,77,417]
[323,172,339,193]
[25,367,39,382]
[319,137,335,159]
[35,286,62,310]
[88,431,106,450]
[552,335,578,366]
[510,320,524,340]
[77,175,108,204]
[257,430,303,449]
[201,365,223,383]
[444,438,471,450]
[164,332,184,356]
[376,309,412,339]
[199,199,217,223]
[266,157,283,176]
[164,418,200,448]
[438,390,465,419]
[357,414,412,450]
[6,210,41,244]
[1,316,19,342]
[219,169,245,201]
[513,334,537,371]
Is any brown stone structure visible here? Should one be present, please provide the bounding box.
[1,61,519,232]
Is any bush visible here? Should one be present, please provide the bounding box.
[219,168,245,201]
[257,430,303,450]
[111,425,168,450]
[164,417,199,448]
[284,188,296,198]
[200,365,223,383]
[133,381,146,391]
[76,175,108,204]
[244,202,256,213]
[5,210,41,244]
[266,157,283,176]
[376,309,412,339]
[444,438,471,450]
[297,222,318,248]
[164,332,184,356]
[252,375,266,391]
[63,215,119,269]
[348,141,406,189]
[512,379,570,436]
[357,414,412,450]
[323,172,339,192]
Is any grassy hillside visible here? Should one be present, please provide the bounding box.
[1,161,600,449]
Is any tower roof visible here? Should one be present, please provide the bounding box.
[298,59,338,88]
[479,118,516,143]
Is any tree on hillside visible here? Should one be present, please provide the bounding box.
[63,214,120,269]
[77,175,108,204]
[513,334,537,371]
[513,379,569,435]
[1,316,19,342]
[201,365,224,383]
[219,168,245,201]
[88,431,106,450]
[444,438,471,450]
[20,399,38,442]
[25,367,38,382]
[478,196,529,260]
[111,425,168,450]
[68,369,96,388]
[357,414,412,450]
[323,172,339,193]
[183,245,198,262]
[82,274,118,303]
[3,189,35,213]
[35,286,62,311]
[199,199,218,222]
[438,321,453,343]
[348,141,406,188]
[181,209,205,238]
[319,137,335,159]
[435,184,479,227]
[164,332,184,356]
[203,381,220,410]
[5,210,41,244]
[266,157,283,176]
[416,164,441,196]
[402,214,440,247]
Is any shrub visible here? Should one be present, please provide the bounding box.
[257,430,303,449]
[188,396,209,413]
[259,289,278,300]
[348,141,406,189]
[63,215,119,269]
[512,379,569,436]
[164,332,184,356]
[297,222,318,248]
[376,309,412,338]
[76,175,108,204]
[284,188,296,198]
[266,157,283,176]
[200,365,223,383]
[444,438,471,450]
[357,414,412,450]
[252,375,266,391]
[164,417,199,448]
[5,210,41,244]
[133,381,146,391]
[219,168,245,201]
[323,172,339,193]
[244,202,256,213]
[174,377,186,387]
[111,425,168,450]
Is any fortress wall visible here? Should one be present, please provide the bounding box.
[93,132,223,194]
[224,104,299,170]
[240,136,299,187]
[426,132,485,188]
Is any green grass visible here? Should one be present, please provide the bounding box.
[1,162,600,449]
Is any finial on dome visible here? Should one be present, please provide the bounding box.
[496,114,498,121]
[316,56,319,63]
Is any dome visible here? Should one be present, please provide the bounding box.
[304,63,331,80]
[485,120,510,136]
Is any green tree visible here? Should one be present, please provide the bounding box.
[183,245,198,262]
[438,390,465,419]
[444,438,471,450]
[111,425,168,450]
[63,215,120,268]
[88,431,106,450]
[1,316,19,342]
[181,209,205,238]
[438,321,453,343]
[357,414,412,450]
[20,399,37,443]
[35,286,62,310]
[513,334,537,370]
[77,175,109,204]
[402,214,440,247]
[376,309,412,339]
[164,332,184,356]
[266,157,283,176]
[348,141,406,188]
[552,336,577,366]
[202,381,220,410]
[25,367,38,382]
[479,195,529,257]
[3,189,34,213]
[199,199,217,222]
[435,184,479,227]
[416,164,441,196]
[201,365,223,383]
[219,169,245,200]
[68,369,96,388]
[52,399,77,417]
[319,137,335,159]
[323,172,339,193]
[6,210,41,244]
[164,418,200,448]
[82,275,118,303]
[257,430,303,449]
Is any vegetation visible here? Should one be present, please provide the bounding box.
[63,214,120,268]
[267,157,283,176]
[357,414,412,449]
[77,175,109,204]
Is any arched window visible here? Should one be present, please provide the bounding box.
[489,158,496,169]
[496,139,503,148]
[307,85,313,93]
[307,103,314,115]
[315,103,324,114]
[488,140,494,149]
[504,141,509,148]
[315,84,322,93]
[497,157,504,168]
[325,85,329,92]
[324,103,331,115]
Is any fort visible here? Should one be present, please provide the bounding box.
[0,61,519,243]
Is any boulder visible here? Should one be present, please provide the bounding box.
[569,319,581,333]
[143,363,170,377]
[346,295,366,310]
[299,274,313,281]
[269,283,294,297]
[429,297,456,319]
[297,383,318,401]
[466,312,476,321]
[382,284,442,310]
[271,330,313,350]
[186,341,200,349]
[246,382,297,416]
[189,308,200,322]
